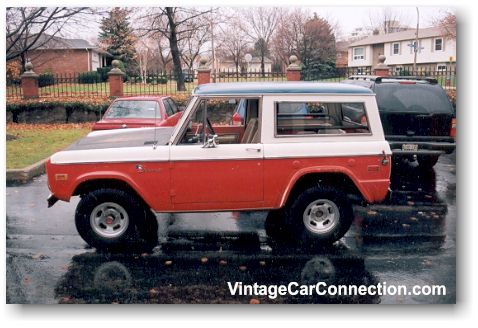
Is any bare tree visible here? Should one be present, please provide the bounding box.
[239,7,282,76]
[272,8,309,70]
[433,11,456,39]
[216,17,250,75]
[179,18,210,70]
[366,8,410,35]
[138,7,212,91]
[6,7,91,67]
[135,37,157,82]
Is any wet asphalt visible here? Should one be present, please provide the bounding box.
[6,153,456,304]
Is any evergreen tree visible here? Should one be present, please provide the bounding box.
[300,14,336,78]
[98,8,137,71]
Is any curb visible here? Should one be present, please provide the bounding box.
[6,158,48,184]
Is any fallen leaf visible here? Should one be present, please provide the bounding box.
[200,257,208,264]
[249,298,260,304]
[219,260,227,266]
[239,265,247,271]
[164,260,172,266]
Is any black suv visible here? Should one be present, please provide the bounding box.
[342,76,456,168]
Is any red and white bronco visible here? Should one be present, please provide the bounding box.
[46,82,392,251]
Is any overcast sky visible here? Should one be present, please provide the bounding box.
[70,6,452,43]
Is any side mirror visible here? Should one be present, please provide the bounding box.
[202,134,218,148]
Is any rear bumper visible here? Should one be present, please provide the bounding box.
[387,136,455,156]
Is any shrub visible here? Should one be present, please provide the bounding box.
[38,73,55,87]
[97,66,111,82]
[78,71,102,84]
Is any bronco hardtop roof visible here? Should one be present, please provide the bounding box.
[193,82,373,96]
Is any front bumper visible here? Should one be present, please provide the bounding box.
[47,194,59,208]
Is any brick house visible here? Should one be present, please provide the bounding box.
[335,41,350,68]
[26,35,112,75]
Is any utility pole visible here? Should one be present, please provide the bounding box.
[413,7,419,72]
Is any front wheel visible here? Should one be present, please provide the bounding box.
[75,188,158,252]
[284,185,353,247]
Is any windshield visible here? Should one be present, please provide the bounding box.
[105,100,161,119]
[375,83,454,114]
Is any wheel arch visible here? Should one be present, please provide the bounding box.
[73,177,152,210]
[278,168,369,208]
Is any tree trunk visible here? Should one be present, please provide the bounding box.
[166,8,185,92]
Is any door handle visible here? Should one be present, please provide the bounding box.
[246,147,261,152]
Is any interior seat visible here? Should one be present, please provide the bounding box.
[241,118,258,143]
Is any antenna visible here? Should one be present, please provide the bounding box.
[152,97,158,149]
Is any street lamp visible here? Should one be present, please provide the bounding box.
[244,53,252,79]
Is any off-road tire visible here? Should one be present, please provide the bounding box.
[75,188,158,252]
[283,185,353,247]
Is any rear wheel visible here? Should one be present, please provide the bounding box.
[75,188,158,252]
[283,185,353,247]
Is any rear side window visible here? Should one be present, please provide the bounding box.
[275,102,370,136]
[166,98,179,114]
[374,83,454,113]
[163,99,174,116]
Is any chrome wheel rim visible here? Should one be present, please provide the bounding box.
[90,202,129,239]
[303,199,339,235]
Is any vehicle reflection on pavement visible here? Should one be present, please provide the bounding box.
[55,161,451,304]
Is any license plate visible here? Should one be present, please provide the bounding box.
[402,144,418,151]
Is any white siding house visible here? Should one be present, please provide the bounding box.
[348,27,456,71]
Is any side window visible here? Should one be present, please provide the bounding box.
[163,99,174,117]
[167,98,178,114]
[275,101,370,136]
[178,97,260,145]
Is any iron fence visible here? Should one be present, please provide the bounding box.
[212,69,287,83]
[5,66,456,100]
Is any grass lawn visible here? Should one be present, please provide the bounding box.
[6,123,93,169]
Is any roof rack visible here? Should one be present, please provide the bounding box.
[347,75,437,84]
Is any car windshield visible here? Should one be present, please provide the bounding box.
[105,100,161,119]
[375,83,454,114]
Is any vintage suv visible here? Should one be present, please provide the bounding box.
[46,82,392,251]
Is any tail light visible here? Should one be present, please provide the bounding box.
[450,118,456,139]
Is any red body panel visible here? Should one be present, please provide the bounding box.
[46,154,390,213]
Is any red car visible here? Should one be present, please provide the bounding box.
[92,96,183,131]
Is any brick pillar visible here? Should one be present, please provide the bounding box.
[21,62,39,99]
[197,57,211,85]
[286,55,301,81]
[373,55,390,77]
[108,60,124,97]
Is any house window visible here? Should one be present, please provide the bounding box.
[353,47,365,60]
[392,43,400,55]
[395,66,403,73]
[356,67,365,75]
[434,38,443,51]
[437,64,447,72]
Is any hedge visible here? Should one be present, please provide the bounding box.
[6,94,191,122]
[6,97,111,117]
[78,71,102,84]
